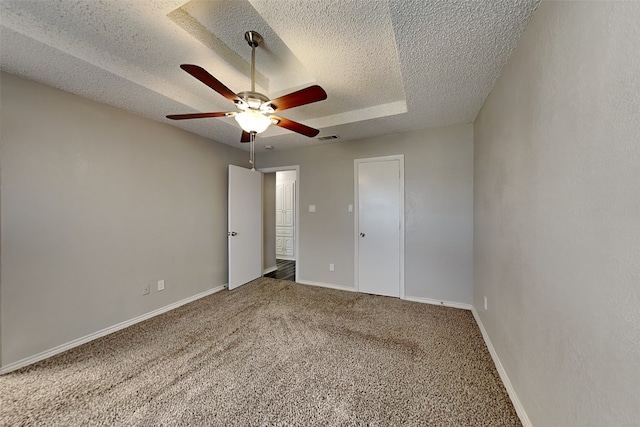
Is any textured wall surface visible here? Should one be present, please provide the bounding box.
[0,72,246,367]
[259,125,473,304]
[473,2,640,426]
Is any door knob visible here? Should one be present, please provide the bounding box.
[228,231,238,236]
[360,232,365,237]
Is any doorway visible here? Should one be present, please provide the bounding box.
[275,171,296,261]
[260,166,300,283]
[354,155,405,298]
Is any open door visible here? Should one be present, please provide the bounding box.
[228,165,262,290]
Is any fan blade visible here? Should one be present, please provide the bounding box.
[180,64,240,104]
[166,112,231,120]
[271,115,320,138]
[269,85,327,112]
[241,131,251,143]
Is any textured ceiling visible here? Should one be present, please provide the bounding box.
[0,0,540,152]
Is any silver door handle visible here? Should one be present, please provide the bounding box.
[360,232,365,237]
[228,231,238,236]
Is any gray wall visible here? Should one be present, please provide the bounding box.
[0,72,246,367]
[263,173,276,271]
[259,125,473,303]
[473,2,640,426]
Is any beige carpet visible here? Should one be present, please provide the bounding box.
[1,278,521,426]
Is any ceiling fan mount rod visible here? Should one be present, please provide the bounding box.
[244,31,263,93]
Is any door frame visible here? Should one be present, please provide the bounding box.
[259,165,300,283]
[354,155,405,299]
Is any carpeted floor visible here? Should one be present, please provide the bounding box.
[0,278,521,426]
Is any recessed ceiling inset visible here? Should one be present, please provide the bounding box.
[171,0,315,95]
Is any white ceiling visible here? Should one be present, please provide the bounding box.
[0,0,540,152]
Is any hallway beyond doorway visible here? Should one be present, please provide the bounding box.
[264,259,295,281]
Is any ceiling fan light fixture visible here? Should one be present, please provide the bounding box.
[235,109,271,134]
[167,30,326,145]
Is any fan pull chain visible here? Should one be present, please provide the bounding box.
[249,131,256,171]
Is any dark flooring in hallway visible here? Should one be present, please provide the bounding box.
[264,259,295,281]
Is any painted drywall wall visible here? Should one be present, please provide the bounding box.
[473,2,640,426]
[263,173,276,271]
[0,72,247,367]
[259,125,473,304]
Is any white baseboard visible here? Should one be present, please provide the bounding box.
[294,284,472,311]
[296,279,356,293]
[263,265,277,274]
[403,295,473,310]
[471,307,532,427]
[1,284,227,375]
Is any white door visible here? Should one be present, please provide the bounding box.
[356,156,404,298]
[228,165,262,290]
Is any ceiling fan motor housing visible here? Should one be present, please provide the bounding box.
[236,91,272,112]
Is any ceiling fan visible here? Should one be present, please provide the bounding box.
[166,31,327,144]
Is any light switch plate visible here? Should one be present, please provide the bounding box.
[348,204,353,212]
[309,204,316,213]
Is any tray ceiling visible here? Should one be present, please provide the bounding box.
[0,0,540,151]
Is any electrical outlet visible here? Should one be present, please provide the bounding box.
[329,263,335,272]
[484,296,488,311]
[143,284,150,295]
[158,280,165,291]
